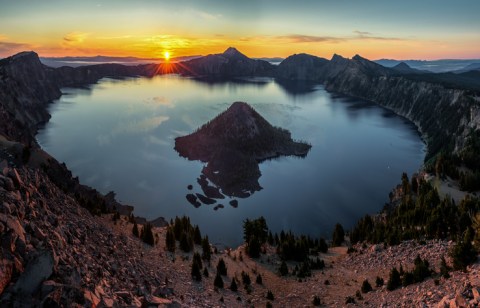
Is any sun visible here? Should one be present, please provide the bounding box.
[163,51,170,61]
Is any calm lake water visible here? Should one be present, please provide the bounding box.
[37,75,425,246]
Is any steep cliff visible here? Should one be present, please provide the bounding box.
[274,52,480,160]
[322,56,479,159]
[0,52,61,143]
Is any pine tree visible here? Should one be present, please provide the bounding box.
[166,227,176,252]
[180,232,193,252]
[202,236,211,261]
[241,271,251,286]
[256,274,263,285]
[193,225,202,245]
[142,223,155,246]
[217,258,227,276]
[132,221,139,238]
[191,259,202,281]
[387,267,401,291]
[332,223,345,247]
[361,279,372,293]
[214,273,224,289]
[230,278,238,291]
[279,261,288,276]
[193,252,203,269]
[440,256,450,278]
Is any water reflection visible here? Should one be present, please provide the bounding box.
[182,148,263,209]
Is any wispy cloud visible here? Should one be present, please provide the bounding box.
[353,30,405,41]
[62,32,90,46]
[353,30,372,37]
[97,35,133,40]
[274,31,410,45]
[277,34,345,43]
[196,10,222,20]
[0,41,35,56]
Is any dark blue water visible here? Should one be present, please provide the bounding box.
[37,75,425,246]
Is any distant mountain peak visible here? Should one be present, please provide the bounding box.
[12,51,38,58]
[394,62,412,70]
[331,54,348,63]
[222,47,248,60]
[352,54,368,61]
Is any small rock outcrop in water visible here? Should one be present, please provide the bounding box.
[175,102,311,203]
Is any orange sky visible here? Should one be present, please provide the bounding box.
[1,1,479,60]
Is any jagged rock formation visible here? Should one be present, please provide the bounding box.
[178,47,275,77]
[175,102,311,200]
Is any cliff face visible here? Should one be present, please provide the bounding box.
[274,53,479,159]
[0,52,158,143]
[321,56,479,159]
[0,52,61,143]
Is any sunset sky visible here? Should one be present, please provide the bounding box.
[1,0,479,60]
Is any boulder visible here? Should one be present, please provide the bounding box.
[472,287,480,302]
[0,258,14,294]
[8,168,23,189]
[143,294,172,306]
[13,250,54,295]
[449,293,468,308]
[0,214,25,243]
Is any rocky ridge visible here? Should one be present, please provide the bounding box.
[178,47,275,77]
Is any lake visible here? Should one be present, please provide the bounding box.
[36,75,425,246]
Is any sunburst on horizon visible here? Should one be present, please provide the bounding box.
[163,51,170,61]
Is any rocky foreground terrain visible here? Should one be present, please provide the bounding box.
[2,156,480,306]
